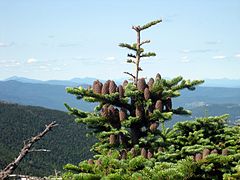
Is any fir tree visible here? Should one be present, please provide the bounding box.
[63,20,240,179]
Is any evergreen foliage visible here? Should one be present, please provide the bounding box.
[63,20,240,179]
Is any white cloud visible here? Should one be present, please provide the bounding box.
[212,55,226,60]
[0,42,13,47]
[27,58,37,64]
[180,56,190,63]
[235,54,240,58]
[0,59,21,67]
[181,49,190,53]
[105,56,116,61]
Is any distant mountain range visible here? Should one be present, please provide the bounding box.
[0,79,240,112]
[0,80,94,111]
[4,76,240,88]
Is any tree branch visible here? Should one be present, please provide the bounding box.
[124,72,136,80]
[0,121,58,180]
[140,40,150,46]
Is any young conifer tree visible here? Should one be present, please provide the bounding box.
[65,19,203,154]
[63,20,240,179]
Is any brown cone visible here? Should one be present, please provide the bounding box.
[137,78,146,91]
[92,80,98,94]
[147,78,154,90]
[88,159,94,165]
[135,106,143,118]
[144,87,150,100]
[155,100,163,112]
[150,122,158,132]
[109,80,117,94]
[118,85,124,98]
[93,80,102,94]
[155,73,161,81]
[108,105,115,117]
[130,148,136,157]
[211,149,218,154]
[123,80,128,88]
[141,148,147,158]
[222,149,228,156]
[109,134,116,145]
[102,81,110,94]
[121,149,127,160]
[101,104,109,117]
[119,108,127,121]
[166,97,172,111]
[195,153,202,161]
[202,148,210,159]
[147,150,153,159]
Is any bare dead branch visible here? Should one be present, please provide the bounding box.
[124,72,136,80]
[0,121,58,180]
[29,148,51,152]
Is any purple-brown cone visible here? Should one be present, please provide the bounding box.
[137,78,146,91]
[109,80,117,94]
[144,87,150,100]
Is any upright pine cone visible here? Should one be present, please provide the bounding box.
[202,148,210,159]
[121,149,127,160]
[165,97,172,111]
[123,80,128,88]
[109,134,116,145]
[108,105,115,117]
[155,100,163,112]
[222,148,228,156]
[135,106,143,118]
[118,85,124,98]
[102,81,110,94]
[119,108,127,121]
[109,80,117,94]
[147,150,153,159]
[155,73,161,81]
[92,80,98,94]
[147,78,154,90]
[144,87,150,100]
[130,148,136,157]
[101,104,109,117]
[141,148,147,158]
[137,78,146,91]
[195,153,202,161]
[150,122,158,132]
[93,80,102,94]
[211,149,218,154]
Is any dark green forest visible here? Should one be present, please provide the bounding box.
[0,101,94,176]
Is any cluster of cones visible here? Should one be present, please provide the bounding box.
[92,73,173,114]
[194,148,228,161]
[87,147,165,165]
[92,80,126,99]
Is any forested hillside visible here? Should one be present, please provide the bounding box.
[0,101,94,176]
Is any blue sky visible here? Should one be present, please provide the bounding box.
[0,0,240,80]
